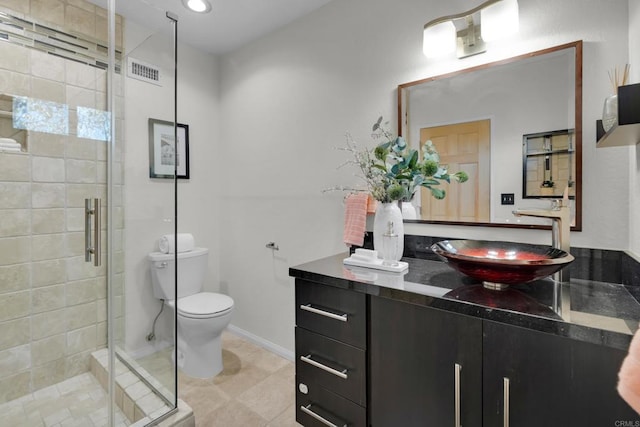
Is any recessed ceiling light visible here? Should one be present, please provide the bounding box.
[182,0,212,13]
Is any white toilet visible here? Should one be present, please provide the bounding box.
[148,247,234,379]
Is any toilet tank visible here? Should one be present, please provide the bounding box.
[148,247,209,300]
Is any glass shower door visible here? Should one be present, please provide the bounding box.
[109,0,182,424]
[0,0,180,425]
[115,1,181,417]
[0,0,125,424]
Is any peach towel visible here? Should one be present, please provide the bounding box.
[343,193,375,247]
[366,194,377,214]
[618,325,640,415]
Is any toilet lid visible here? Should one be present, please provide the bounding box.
[177,292,234,317]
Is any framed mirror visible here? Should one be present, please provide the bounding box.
[398,41,582,230]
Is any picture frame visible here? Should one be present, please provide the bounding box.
[148,118,190,179]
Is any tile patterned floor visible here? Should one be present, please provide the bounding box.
[178,332,300,427]
[0,372,130,427]
[0,332,299,427]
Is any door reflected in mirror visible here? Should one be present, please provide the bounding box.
[420,119,491,222]
[398,41,582,230]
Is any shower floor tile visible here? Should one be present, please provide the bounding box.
[0,372,130,427]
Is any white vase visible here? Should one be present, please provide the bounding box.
[400,201,418,220]
[602,94,618,132]
[373,202,404,260]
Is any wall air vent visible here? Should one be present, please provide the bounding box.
[127,57,162,86]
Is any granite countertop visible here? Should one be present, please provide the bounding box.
[289,253,640,351]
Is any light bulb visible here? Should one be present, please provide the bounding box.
[481,0,519,42]
[182,0,212,13]
[188,0,205,12]
[423,21,456,58]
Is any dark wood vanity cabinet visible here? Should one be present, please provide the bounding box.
[371,296,570,426]
[295,280,639,426]
[295,280,367,426]
[483,321,639,426]
[370,295,483,426]
[482,320,574,426]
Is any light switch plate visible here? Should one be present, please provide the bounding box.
[501,193,515,205]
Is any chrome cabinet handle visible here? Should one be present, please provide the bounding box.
[299,304,348,322]
[85,198,101,267]
[503,377,510,427]
[455,363,462,427]
[300,354,348,379]
[300,404,346,427]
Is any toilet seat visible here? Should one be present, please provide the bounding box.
[168,292,234,319]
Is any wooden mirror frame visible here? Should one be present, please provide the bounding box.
[397,40,582,231]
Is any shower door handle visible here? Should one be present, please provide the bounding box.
[85,198,101,266]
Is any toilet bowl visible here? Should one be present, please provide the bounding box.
[168,292,233,378]
[148,247,234,378]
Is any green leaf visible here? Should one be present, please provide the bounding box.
[430,187,446,200]
[422,179,440,186]
[454,171,469,183]
[372,164,387,171]
[408,150,418,168]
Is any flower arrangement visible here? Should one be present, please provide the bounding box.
[338,116,468,203]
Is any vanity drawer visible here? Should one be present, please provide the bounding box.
[296,379,366,427]
[295,279,366,349]
[296,327,366,406]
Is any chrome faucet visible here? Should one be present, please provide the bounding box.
[512,187,572,283]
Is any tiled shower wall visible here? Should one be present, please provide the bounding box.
[0,0,124,403]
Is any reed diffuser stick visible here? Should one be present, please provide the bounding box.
[608,64,631,93]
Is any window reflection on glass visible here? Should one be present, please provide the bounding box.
[77,106,111,142]
[12,96,69,135]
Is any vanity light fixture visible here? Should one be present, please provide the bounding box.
[182,0,212,13]
[423,0,518,59]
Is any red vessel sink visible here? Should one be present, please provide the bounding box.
[431,240,574,289]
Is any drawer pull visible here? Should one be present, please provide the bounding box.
[454,363,462,427]
[300,404,347,427]
[300,304,348,322]
[503,377,510,427]
[300,354,348,379]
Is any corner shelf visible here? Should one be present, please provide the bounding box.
[596,83,640,148]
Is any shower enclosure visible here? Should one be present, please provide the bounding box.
[0,0,184,425]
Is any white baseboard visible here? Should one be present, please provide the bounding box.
[126,325,294,362]
[226,324,294,361]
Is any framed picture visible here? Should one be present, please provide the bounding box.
[148,118,190,179]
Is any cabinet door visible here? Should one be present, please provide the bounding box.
[370,296,482,427]
[570,339,640,424]
[483,320,573,427]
